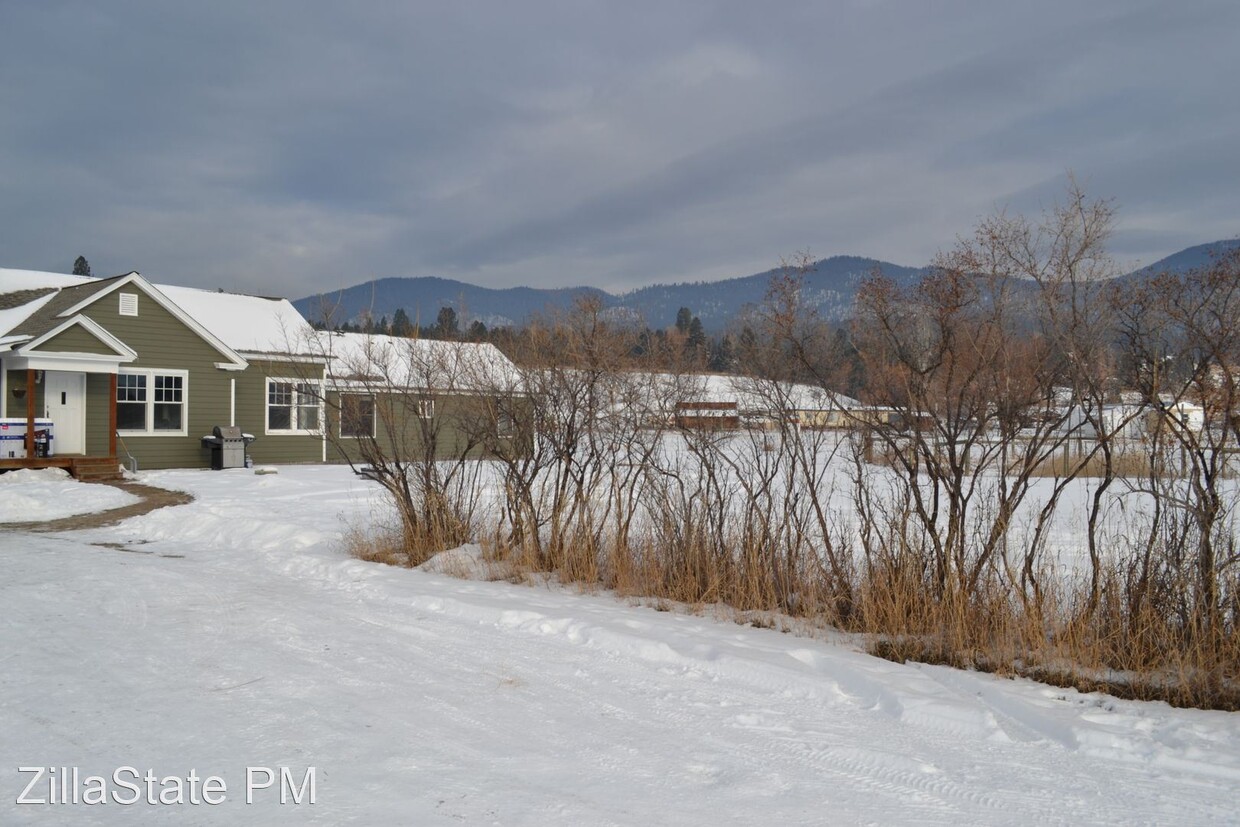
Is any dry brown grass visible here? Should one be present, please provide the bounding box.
[341,507,471,569]
[868,441,1232,481]
[478,521,1239,710]
[1029,448,1154,478]
[342,522,410,567]
[856,563,1240,710]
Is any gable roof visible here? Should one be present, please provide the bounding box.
[157,284,315,355]
[19,314,139,361]
[49,272,248,369]
[0,266,321,365]
[6,276,130,340]
[0,273,247,369]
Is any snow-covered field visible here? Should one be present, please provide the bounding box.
[1,466,1237,824]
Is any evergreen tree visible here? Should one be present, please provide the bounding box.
[391,308,413,337]
[436,306,459,339]
[675,306,693,334]
[687,316,706,351]
[467,319,488,340]
[708,334,735,372]
[378,315,390,334]
[72,255,91,277]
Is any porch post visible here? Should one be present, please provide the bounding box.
[108,373,118,458]
[25,368,36,459]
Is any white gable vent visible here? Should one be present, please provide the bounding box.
[119,292,138,316]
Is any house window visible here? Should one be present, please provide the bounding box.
[267,379,321,434]
[414,397,434,419]
[119,293,139,316]
[340,394,376,438]
[116,370,187,435]
[153,375,184,431]
[497,411,516,437]
[116,374,147,431]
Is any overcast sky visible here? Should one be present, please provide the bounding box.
[2,1,1237,299]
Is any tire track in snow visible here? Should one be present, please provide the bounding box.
[914,663,1079,749]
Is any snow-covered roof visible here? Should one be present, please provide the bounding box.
[0,291,58,342]
[0,268,95,293]
[0,268,94,343]
[0,266,315,358]
[313,332,522,392]
[640,372,860,413]
[157,284,314,355]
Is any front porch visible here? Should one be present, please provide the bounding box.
[2,365,120,479]
[0,455,123,481]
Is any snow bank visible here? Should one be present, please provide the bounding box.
[0,468,138,523]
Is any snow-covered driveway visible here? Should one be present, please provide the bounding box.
[1,467,1237,824]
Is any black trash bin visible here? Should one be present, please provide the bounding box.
[201,426,256,470]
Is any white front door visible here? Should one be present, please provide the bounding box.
[44,372,87,455]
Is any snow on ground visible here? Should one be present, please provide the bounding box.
[1,465,1238,825]
[0,469,138,523]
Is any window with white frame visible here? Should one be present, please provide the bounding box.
[116,374,146,431]
[339,394,376,438]
[496,411,516,438]
[116,370,187,435]
[414,397,434,419]
[267,379,321,433]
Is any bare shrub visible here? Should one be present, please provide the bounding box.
[325,187,1239,710]
[301,331,509,563]
[1115,245,1240,638]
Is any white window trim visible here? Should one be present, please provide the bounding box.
[116,368,189,437]
[496,411,517,438]
[338,393,377,439]
[265,377,323,436]
[414,397,434,419]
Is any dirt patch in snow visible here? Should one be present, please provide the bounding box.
[1,480,193,532]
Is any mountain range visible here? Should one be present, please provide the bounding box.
[294,240,1239,333]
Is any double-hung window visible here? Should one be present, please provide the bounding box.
[267,379,321,434]
[496,411,516,438]
[116,369,188,435]
[339,394,376,439]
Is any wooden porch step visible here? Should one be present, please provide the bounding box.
[69,457,125,482]
[0,457,74,473]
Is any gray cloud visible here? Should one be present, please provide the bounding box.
[1,0,1237,298]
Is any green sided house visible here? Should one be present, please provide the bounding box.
[0,267,525,479]
[312,331,528,467]
[0,268,328,476]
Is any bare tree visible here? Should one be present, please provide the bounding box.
[1116,246,1240,637]
[840,186,1116,614]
